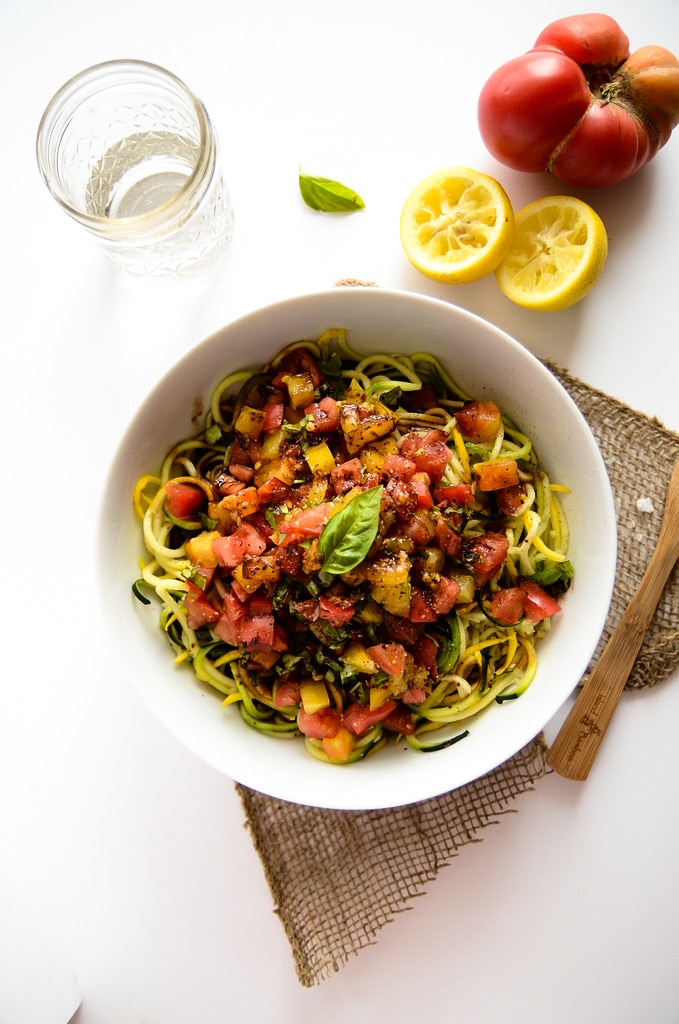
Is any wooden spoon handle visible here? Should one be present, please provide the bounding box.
[547,460,679,780]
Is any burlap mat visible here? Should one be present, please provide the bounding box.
[236,360,679,987]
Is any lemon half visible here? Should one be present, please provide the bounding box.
[400,166,514,284]
[495,196,608,311]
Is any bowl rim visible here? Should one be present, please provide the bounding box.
[98,287,617,809]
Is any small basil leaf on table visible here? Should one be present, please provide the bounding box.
[299,171,365,212]
[318,485,383,574]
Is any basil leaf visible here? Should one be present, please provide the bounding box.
[319,485,383,575]
[299,172,365,213]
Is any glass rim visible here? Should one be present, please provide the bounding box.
[35,59,217,240]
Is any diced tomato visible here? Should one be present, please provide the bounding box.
[271,625,289,652]
[223,589,247,621]
[261,401,285,432]
[381,453,417,479]
[434,518,462,559]
[229,464,255,484]
[297,707,342,739]
[277,503,333,546]
[411,472,433,508]
[366,642,407,676]
[256,476,291,505]
[464,531,509,585]
[322,725,357,762]
[274,545,304,577]
[384,479,418,519]
[273,680,301,707]
[164,480,206,520]
[239,612,275,649]
[212,523,267,568]
[399,430,451,482]
[430,576,461,615]
[330,458,363,495]
[290,598,318,621]
[495,484,527,516]
[318,595,356,626]
[305,396,340,433]
[230,438,258,468]
[409,588,438,622]
[519,580,562,623]
[400,686,427,704]
[489,587,526,624]
[213,614,241,645]
[342,700,397,737]
[402,384,439,411]
[434,483,475,507]
[400,509,436,549]
[412,635,438,676]
[454,400,501,443]
[230,578,250,603]
[247,593,273,616]
[383,705,418,734]
[213,587,246,644]
[183,580,220,629]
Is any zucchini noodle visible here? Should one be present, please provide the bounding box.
[133,329,573,764]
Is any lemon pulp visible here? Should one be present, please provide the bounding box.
[495,196,608,311]
[400,166,514,284]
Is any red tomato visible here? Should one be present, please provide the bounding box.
[434,518,462,560]
[410,472,433,509]
[409,588,438,623]
[477,13,679,186]
[297,707,341,739]
[273,680,301,707]
[261,402,284,433]
[366,642,406,676]
[495,485,527,516]
[183,581,220,629]
[399,430,451,482]
[304,396,340,433]
[164,480,206,520]
[330,458,363,495]
[454,401,501,443]
[239,612,275,650]
[212,523,267,568]
[256,476,291,505]
[519,580,562,623]
[464,531,509,585]
[342,700,397,737]
[318,594,356,626]
[383,705,417,735]
[434,483,475,508]
[489,587,526,625]
[402,384,438,411]
[277,503,333,546]
[430,576,461,615]
[381,453,417,479]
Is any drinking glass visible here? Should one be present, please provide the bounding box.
[36,60,234,276]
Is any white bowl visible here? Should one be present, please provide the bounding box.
[99,288,616,809]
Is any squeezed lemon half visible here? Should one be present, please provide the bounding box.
[400,166,514,284]
[495,195,608,311]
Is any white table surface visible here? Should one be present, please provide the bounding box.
[2,1,678,1021]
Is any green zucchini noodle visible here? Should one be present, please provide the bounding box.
[132,328,573,764]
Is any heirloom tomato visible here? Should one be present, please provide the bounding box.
[477,13,679,187]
